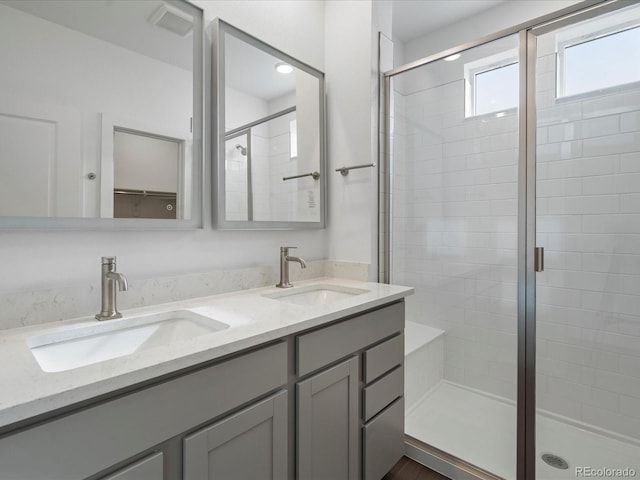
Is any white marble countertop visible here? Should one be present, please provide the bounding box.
[0,277,412,431]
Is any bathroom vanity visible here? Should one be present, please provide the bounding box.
[0,280,411,480]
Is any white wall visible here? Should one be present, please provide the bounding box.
[294,74,322,222]
[0,0,328,303]
[325,0,379,278]
[0,5,191,129]
[225,87,269,131]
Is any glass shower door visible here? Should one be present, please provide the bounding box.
[389,34,521,478]
[533,3,640,478]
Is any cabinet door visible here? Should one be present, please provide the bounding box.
[297,356,359,480]
[100,452,163,480]
[183,390,287,480]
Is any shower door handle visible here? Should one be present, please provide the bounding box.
[535,247,544,272]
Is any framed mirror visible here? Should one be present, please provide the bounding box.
[213,19,326,229]
[0,0,203,229]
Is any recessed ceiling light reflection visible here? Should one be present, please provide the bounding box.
[275,62,293,74]
[444,53,461,62]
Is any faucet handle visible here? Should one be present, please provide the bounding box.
[101,256,116,265]
[280,246,297,252]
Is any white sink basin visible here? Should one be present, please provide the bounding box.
[28,310,229,372]
[263,284,369,306]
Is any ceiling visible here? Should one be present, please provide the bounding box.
[1,0,296,102]
[225,33,297,101]
[392,0,509,42]
[0,0,193,71]
[2,0,509,83]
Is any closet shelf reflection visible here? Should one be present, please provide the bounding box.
[113,189,177,199]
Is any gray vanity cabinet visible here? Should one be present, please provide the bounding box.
[183,390,288,480]
[101,452,164,480]
[0,341,287,480]
[295,301,405,480]
[297,357,360,480]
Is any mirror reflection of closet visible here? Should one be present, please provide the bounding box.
[113,129,183,220]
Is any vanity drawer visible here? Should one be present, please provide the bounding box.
[0,341,287,480]
[363,397,405,480]
[363,333,404,384]
[363,365,403,422]
[296,302,404,376]
[101,452,163,480]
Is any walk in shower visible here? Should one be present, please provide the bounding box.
[384,2,640,478]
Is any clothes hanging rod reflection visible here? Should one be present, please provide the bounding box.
[282,171,320,181]
[335,163,376,176]
[114,189,177,198]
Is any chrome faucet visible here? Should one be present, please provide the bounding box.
[276,246,307,288]
[95,256,128,321]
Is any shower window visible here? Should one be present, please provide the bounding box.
[464,52,518,117]
[557,20,640,98]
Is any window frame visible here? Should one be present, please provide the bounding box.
[556,20,640,99]
[464,49,518,118]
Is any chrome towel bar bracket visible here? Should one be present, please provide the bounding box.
[335,163,376,176]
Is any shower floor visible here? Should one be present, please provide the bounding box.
[406,382,640,480]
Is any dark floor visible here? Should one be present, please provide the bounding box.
[383,456,451,480]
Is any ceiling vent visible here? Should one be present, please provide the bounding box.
[149,3,193,37]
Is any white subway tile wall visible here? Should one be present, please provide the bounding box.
[392,46,640,441]
[392,73,519,403]
[535,49,640,439]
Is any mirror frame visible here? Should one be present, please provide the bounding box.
[212,19,326,230]
[0,0,204,230]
